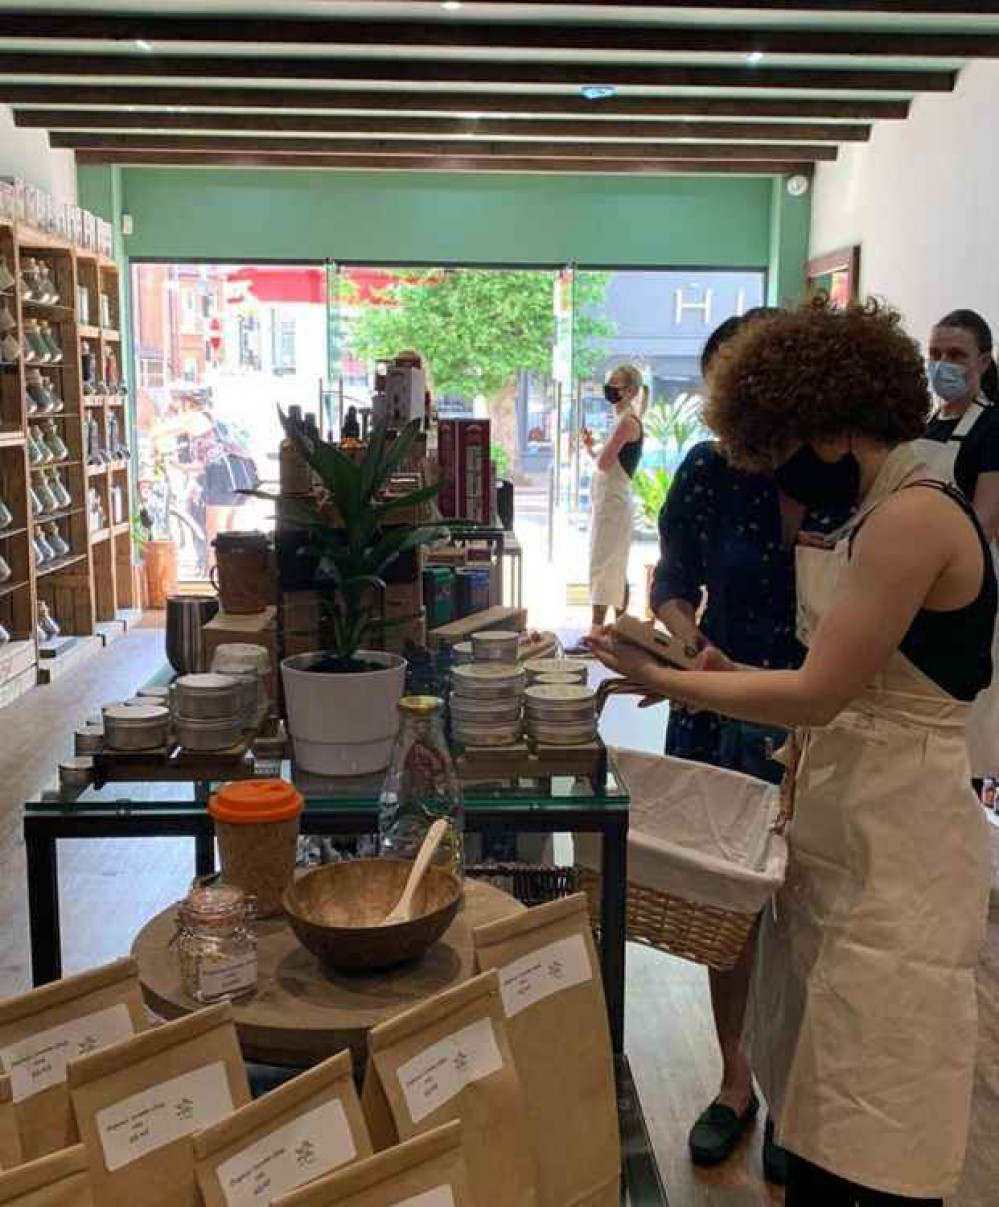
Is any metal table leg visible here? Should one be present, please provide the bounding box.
[26,830,62,986]
[195,831,215,877]
[601,819,628,1054]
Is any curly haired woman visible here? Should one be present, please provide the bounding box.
[590,298,995,1205]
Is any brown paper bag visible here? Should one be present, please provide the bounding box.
[272,1121,474,1207]
[68,1003,250,1207]
[0,1145,93,1207]
[473,894,620,1207]
[361,971,537,1207]
[194,1050,372,1207]
[0,959,148,1162]
[0,1079,23,1170]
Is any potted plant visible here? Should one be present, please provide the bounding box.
[269,413,444,776]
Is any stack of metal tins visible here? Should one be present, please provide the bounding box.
[450,662,527,747]
[525,683,598,745]
[471,630,520,665]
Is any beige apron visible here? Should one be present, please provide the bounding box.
[913,402,999,778]
[748,444,992,1199]
[589,418,636,610]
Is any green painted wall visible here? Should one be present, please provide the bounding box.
[768,177,811,307]
[80,165,786,269]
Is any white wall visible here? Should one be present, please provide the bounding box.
[0,104,76,202]
[810,60,999,346]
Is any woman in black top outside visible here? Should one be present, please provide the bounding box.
[649,311,846,1181]
[917,309,999,780]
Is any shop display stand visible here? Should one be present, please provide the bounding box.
[0,217,133,699]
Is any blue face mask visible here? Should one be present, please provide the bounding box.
[927,359,969,402]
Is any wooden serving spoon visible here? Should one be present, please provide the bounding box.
[382,818,450,926]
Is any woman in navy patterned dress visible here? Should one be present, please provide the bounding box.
[649,311,846,1181]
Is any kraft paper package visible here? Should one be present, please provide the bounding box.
[0,959,148,1162]
[67,1003,250,1207]
[361,970,537,1207]
[194,1050,373,1207]
[473,894,620,1207]
[0,1078,23,1170]
[272,1121,474,1207]
[0,1145,93,1207]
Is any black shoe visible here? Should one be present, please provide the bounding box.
[688,1090,759,1166]
[763,1118,790,1186]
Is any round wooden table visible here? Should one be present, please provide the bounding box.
[132,878,524,1069]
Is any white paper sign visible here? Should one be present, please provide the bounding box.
[97,1061,234,1172]
[395,1189,455,1207]
[396,1018,503,1126]
[497,934,593,1018]
[216,1099,356,1207]
[199,955,257,1001]
[0,1003,135,1103]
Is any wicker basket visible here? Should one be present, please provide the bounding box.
[466,863,580,908]
[576,867,757,971]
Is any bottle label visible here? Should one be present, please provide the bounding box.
[396,1017,503,1125]
[199,953,257,1000]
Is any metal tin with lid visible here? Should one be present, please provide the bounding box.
[103,703,170,751]
[59,756,94,788]
[452,641,474,665]
[172,672,243,720]
[451,663,527,700]
[524,658,588,684]
[448,693,522,724]
[175,714,245,752]
[453,721,523,747]
[527,720,598,746]
[471,630,520,665]
[74,723,104,755]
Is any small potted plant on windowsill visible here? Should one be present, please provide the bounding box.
[265,412,444,777]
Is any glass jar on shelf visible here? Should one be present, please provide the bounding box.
[176,879,257,1004]
[378,695,464,877]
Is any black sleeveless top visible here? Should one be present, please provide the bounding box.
[852,481,996,701]
[617,417,644,479]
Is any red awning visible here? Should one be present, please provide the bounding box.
[225,266,327,305]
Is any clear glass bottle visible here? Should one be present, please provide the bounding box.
[379,695,464,877]
[177,880,257,1004]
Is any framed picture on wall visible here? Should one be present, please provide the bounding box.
[806,245,861,308]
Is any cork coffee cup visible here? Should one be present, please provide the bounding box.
[208,779,304,917]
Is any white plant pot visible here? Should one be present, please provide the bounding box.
[281,649,407,777]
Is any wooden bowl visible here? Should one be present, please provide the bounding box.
[283,858,463,971]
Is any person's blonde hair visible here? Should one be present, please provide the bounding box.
[608,363,649,417]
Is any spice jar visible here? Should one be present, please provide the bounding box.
[177,880,257,1004]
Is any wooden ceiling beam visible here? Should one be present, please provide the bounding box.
[0,84,911,120]
[73,149,815,175]
[51,131,835,161]
[17,109,870,142]
[0,14,993,58]
[0,53,953,92]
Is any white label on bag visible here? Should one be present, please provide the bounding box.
[497,934,593,1018]
[395,1188,455,1207]
[199,955,258,1001]
[396,1018,503,1125]
[97,1061,234,1172]
[216,1099,356,1207]
[0,1004,134,1102]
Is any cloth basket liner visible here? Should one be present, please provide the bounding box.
[574,748,788,914]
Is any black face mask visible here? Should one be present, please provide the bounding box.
[773,445,860,508]
[603,384,623,405]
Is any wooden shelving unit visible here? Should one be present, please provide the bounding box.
[0,217,133,703]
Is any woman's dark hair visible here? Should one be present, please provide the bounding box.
[935,308,999,403]
[700,307,781,376]
[704,296,930,471]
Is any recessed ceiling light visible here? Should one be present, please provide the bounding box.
[134,38,154,52]
[460,112,483,121]
[441,1,463,10]
[580,85,617,101]
[746,51,765,65]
